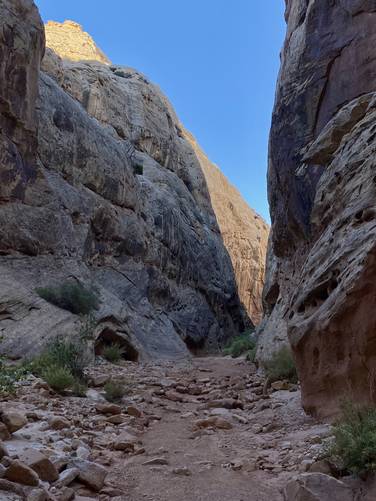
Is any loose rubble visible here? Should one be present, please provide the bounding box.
[0,356,373,500]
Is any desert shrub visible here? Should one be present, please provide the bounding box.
[329,401,376,474]
[0,357,29,395]
[102,343,124,363]
[30,338,90,381]
[104,380,126,402]
[223,332,256,358]
[246,346,257,363]
[72,380,88,397]
[36,281,99,315]
[78,314,96,341]
[42,366,75,393]
[264,345,298,383]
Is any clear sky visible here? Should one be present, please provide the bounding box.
[35,0,286,223]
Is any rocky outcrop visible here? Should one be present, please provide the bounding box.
[260,0,376,416]
[0,5,267,361]
[45,20,110,64]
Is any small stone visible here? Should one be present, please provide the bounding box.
[0,424,11,441]
[76,446,90,460]
[180,412,195,419]
[95,403,122,415]
[5,460,39,486]
[126,405,142,418]
[56,486,75,501]
[106,414,127,425]
[193,417,232,430]
[230,459,244,471]
[113,431,139,451]
[54,467,79,487]
[308,459,333,475]
[0,442,9,459]
[27,488,49,501]
[299,459,315,472]
[49,416,71,430]
[164,391,183,402]
[1,411,27,433]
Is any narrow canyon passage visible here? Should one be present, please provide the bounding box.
[2,356,330,500]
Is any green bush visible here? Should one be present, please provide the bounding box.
[264,346,298,383]
[223,332,256,358]
[36,281,99,315]
[0,358,29,395]
[104,380,126,402]
[102,343,124,363]
[246,346,257,363]
[30,338,90,381]
[330,402,376,474]
[72,380,88,397]
[42,366,75,393]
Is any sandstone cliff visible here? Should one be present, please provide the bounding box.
[0,3,266,362]
[45,20,110,65]
[41,20,268,326]
[185,132,269,324]
[260,0,376,417]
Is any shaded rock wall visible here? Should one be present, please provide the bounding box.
[260,0,376,416]
[41,21,268,326]
[185,131,269,324]
[0,5,266,361]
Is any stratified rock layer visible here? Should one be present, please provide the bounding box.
[0,6,268,361]
[260,0,376,416]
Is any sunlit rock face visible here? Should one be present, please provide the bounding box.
[260,0,376,417]
[0,5,268,361]
[45,20,111,64]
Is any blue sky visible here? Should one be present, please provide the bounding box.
[36,0,286,223]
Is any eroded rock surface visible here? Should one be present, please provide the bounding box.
[45,20,110,64]
[185,132,269,324]
[0,5,267,360]
[259,0,376,416]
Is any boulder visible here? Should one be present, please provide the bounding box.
[1,411,27,434]
[48,416,71,431]
[113,431,139,451]
[95,403,122,416]
[284,473,353,501]
[70,459,107,492]
[17,448,59,482]
[4,460,40,486]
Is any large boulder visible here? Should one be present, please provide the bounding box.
[284,473,353,501]
[259,0,376,416]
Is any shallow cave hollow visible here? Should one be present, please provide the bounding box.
[94,327,139,362]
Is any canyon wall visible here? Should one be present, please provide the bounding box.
[0,6,267,361]
[260,0,376,416]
